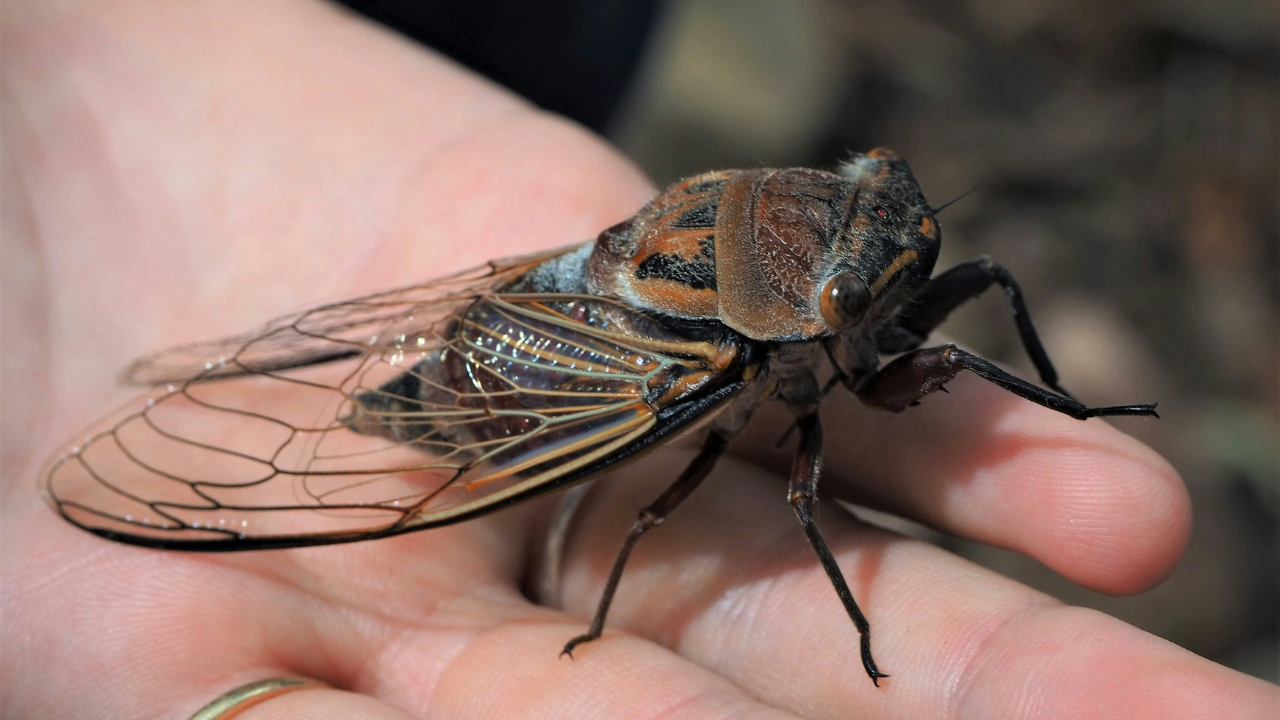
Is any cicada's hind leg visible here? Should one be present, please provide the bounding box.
[857,344,1158,419]
[788,413,888,686]
[560,431,730,658]
[882,256,1075,398]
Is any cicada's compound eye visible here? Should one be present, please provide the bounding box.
[819,272,872,330]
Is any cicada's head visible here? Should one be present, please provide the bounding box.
[815,148,941,335]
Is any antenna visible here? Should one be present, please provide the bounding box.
[930,179,984,214]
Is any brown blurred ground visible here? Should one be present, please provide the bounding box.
[609,0,1278,681]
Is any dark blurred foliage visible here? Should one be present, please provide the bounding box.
[333,0,662,131]
[352,0,1277,682]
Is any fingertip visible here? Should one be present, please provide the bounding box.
[1012,415,1191,594]
[1090,438,1191,594]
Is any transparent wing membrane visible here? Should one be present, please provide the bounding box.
[44,255,744,550]
[120,247,570,386]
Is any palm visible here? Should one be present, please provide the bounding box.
[4,2,1276,719]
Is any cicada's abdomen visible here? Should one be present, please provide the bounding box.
[346,295,741,484]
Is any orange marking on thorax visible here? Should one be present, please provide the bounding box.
[630,279,719,316]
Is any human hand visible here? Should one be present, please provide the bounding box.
[4,1,1277,718]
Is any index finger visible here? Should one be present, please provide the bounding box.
[734,370,1190,596]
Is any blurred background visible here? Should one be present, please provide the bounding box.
[341,0,1277,681]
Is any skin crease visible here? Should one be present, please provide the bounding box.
[2,1,1277,719]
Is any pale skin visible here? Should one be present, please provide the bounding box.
[3,1,1277,719]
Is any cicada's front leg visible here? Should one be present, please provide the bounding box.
[856,344,1158,420]
[880,256,1075,398]
[869,255,1159,419]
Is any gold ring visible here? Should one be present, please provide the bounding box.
[187,677,328,720]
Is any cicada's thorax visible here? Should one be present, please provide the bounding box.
[586,154,940,341]
[586,171,732,323]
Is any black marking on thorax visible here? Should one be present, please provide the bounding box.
[634,233,718,291]
[671,199,719,229]
[685,178,727,195]
[635,252,717,291]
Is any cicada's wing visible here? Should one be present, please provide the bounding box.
[43,272,750,551]
[122,245,577,386]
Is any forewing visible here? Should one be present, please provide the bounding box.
[43,282,743,550]
[122,245,577,386]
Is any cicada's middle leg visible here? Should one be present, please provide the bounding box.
[787,413,889,686]
[560,431,731,658]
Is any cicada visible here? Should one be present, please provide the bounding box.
[41,148,1157,685]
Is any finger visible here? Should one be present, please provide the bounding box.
[734,371,1190,594]
[559,452,1277,720]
